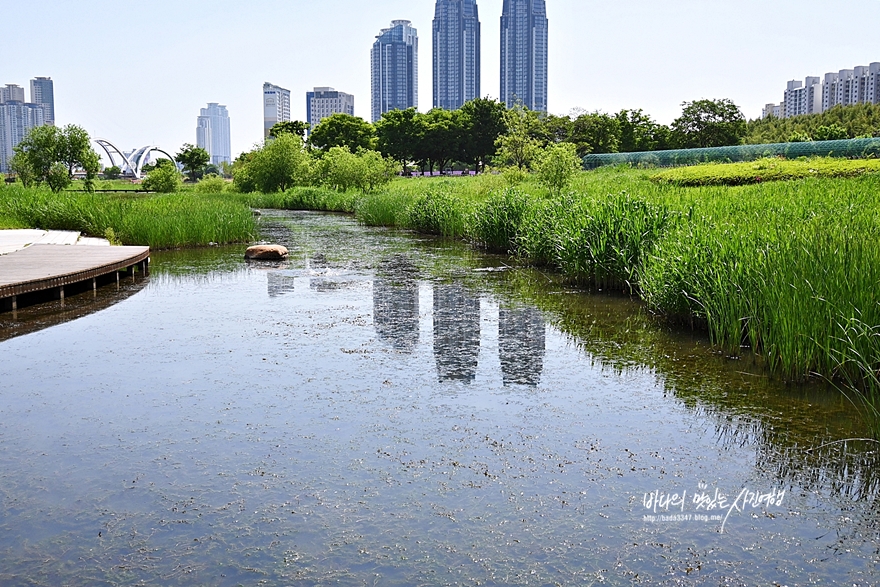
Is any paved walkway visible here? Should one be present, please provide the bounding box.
[0,230,110,256]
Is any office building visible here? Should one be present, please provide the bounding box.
[263,82,291,138]
[306,87,355,132]
[30,77,55,125]
[196,103,231,165]
[500,0,548,112]
[371,20,419,123]
[0,101,46,173]
[433,0,481,110]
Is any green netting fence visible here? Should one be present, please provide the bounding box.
[582,138,880,170]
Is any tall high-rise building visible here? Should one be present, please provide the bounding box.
[768,62,880,118]
[306,87,355,133]
[0,84,26,104]
[783,77,821,118]
[371,20,419,123]
[500,0,548,112]
[433,0,481,111]
[196,103,231,165]
[30,77,55,125]
[263,82,291,138]
[0,102,45,173]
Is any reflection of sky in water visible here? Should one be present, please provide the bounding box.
[0,210,877,586]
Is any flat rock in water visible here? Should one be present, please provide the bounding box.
[245,245,289,260]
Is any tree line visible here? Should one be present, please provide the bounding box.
[745,103,880,144]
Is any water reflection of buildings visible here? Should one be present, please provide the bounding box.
[498,304,545,386]
[434,284,481,382]
[373,255,420,352]
[267,272,296,297]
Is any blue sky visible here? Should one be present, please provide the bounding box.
[4,0,876,160]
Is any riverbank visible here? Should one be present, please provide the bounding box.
[2,168,878,412]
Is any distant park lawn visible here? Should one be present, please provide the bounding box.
[652,156,880,186]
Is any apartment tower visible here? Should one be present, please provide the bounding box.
[263,82,291,138]
[433,0,481,111]
[499,0,548,112]
[371,20,419,123]
[196,103,232,166]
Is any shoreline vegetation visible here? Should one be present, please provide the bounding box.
[2,162,879,428]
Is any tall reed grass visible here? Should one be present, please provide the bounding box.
[0,185,257,248]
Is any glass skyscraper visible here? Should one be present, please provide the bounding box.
[371,20,419,123]
[196,103,231,166]
[433,0,480,111]
[500,0,548,112]
[30,77,55,125]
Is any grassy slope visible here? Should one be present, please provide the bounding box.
[653,157,880,186]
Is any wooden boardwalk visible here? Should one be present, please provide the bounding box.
[0,245,150,310]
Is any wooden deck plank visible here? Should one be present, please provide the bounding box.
[0,245,150,298]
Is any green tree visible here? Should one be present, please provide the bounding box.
[58,125,91,178]
[569,112,620,156]
[315,146,362,192]
[9,152,36,187]
[46,162,71,192]
[270,120,310,139]
[534,142,581,195]
[194,174,228,194]
[672,99,746,148]
[358,150,397,191]
[814,123,849,141]
[176,143,210,182]
[616,109,671,152]
[495,104,541,170]
[375,108,423,171]
[539,113,573,145]
[80,148,100,193]
[103,165,122,180]
[13,125,61,182]
[12,124,102,189]
[142,163,182,193]
[416,108,462,173]
[246,133,311,192]
[309,113,375,152]
[459,98,507,172]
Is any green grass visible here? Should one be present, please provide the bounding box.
[0,185,256,248]
[653,156,880,186]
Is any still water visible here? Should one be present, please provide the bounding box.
[0,210,877,586]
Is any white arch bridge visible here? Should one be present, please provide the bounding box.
[94,139,176,180]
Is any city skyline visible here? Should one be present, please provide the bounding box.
[0,77,55,173]
[2,0,877,161]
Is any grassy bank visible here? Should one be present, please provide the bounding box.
[653,156,880,186]
[0,186,257,248]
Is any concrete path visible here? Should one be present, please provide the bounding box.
[0,230,110,256]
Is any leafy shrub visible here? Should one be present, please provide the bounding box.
[143,164,182,193]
